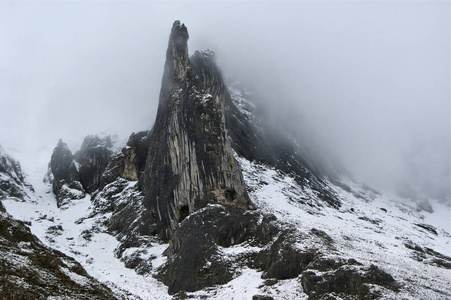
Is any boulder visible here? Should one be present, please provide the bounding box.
[301,260,399,299]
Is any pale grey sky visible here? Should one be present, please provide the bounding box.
[0,1,449,200]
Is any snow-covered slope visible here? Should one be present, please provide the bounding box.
[1,20,450,300]
[2,156,170,299]
[2,150,450,299]
[237,157,451,299]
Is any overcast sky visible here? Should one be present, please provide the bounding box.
[0,1,449,200]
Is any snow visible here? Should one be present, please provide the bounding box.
[2,157,170,300]
[1,145,450,299]
[186,268,265,300]
[236,156,451,299]
[424,200,451,234]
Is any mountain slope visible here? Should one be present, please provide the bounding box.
[0,148,117,299]
[1,20,450,300]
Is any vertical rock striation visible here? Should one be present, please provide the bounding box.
[140,21,252,239]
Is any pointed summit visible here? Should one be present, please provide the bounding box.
[140,21,252,239]
[164,20,189,81]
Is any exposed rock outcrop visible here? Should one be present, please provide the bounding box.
[0,201,117,299]
[48,135,115,206]
[157,205,280,294]
[99,130,150,190]
[301,261,399,299]
[0,146,33,200]
[140,21,252,239]
[48,139,85,207]
[74,135,114,194]
[157,204,398,297]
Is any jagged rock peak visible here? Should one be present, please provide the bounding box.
[164,20,190,81]
[74,135,114,194]
[140,21,252,239]
[49,139,84,207]
[0,145,33,200]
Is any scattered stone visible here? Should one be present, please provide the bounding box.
[252,295,274,300]
[301,263,399,299]
[414,223,438,235]
[0,201,116,298]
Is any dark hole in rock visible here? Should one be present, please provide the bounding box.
[179,205,190,222]
[224,189,236,201]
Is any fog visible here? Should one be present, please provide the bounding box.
[0,1,449,201]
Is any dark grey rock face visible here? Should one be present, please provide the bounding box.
[157,205,277,294]
[75,135,113,194]
[48,135,115,205]
[140,21,252,239]
[0,146,33,200]
[301,262,399,299]
[157,204,313,294]
[49,139,85,207]
[157,204,398,297]
[404,240,451,269]
[99,131,150,190]
[0,201,116,299]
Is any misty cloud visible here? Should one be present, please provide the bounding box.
[0,1,449,200]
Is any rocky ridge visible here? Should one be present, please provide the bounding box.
[60,21,413,298]
[0,148,117,299]
[8,20,449,299]
[0,145,33,200]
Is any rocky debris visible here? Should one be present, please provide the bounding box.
[74,135,114,194]
[249,230,318,280]
[155,204,399,296]
[99,130,150,190]
[404,241,451,269]
[300,260,399,299]
[252,296,274,300]
[48,139,85,206]
[0,201,117,299]
[90,177,158,274]
[157,205,270,294]
[0,145,33,200]
[93,178,155,242]
[139,20,252,240]
[414,223,438,235]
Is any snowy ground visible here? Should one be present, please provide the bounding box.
[2,149,451,299]
[2,152,170,300]
[237,157,451,299]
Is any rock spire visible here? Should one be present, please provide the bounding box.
[140,21,252,239]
